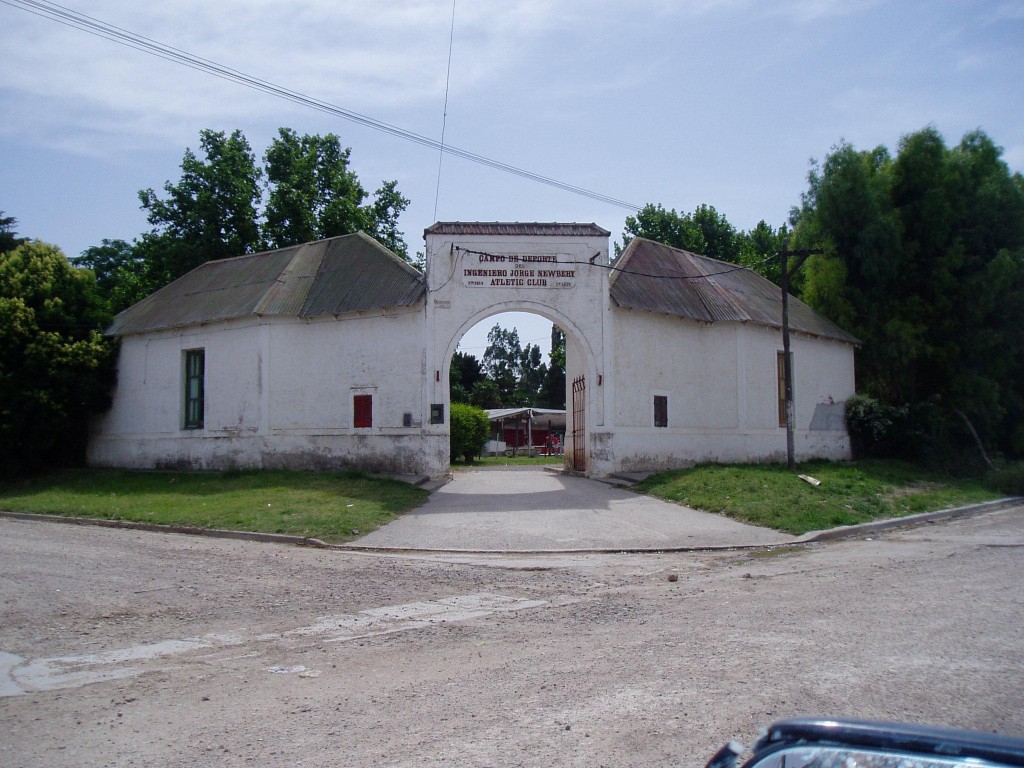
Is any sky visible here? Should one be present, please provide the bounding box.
[2,0,1023,360]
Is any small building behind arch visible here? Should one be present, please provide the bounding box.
[88,222,857,478]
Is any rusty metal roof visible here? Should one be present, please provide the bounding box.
[609,238,860,344]
[107,232,425,336]
[425,221,610,237]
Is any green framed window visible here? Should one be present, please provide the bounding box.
[184,349,205,430]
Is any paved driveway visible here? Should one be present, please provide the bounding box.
[352,467,794,551]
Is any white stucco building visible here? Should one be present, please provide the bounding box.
[88,223,857,477]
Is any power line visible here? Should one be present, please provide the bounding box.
[433,0,457,222]
[2,0,643,211]
[453,246,777,281]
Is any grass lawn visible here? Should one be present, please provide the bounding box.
[634,459,1003,535]
[0,468,429,544]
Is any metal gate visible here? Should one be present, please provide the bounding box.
[571,375,586,472]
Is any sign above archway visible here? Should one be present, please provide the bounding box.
[459,248,577,289]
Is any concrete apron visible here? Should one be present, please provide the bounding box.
[3,468,1018,555]
[345,470,1023,555]
[347,467,796,553]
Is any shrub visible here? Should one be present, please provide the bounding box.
[450,402,489,463]
[985,462,1024,496]
[844,395,905,458]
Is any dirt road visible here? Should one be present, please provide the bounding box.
[1,508,1022,767]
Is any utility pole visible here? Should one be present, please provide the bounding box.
[780,238,824,469]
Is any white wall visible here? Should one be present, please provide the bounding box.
[89,308,448,476]
[595,308,855,474]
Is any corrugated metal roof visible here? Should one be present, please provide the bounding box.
[609,238,860,344]
[107,232,425,336]
[425,221,611,237]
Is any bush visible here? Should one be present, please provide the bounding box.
[985,462,1024,496]
[844,395,905,459]
[450,403,489,464]
[846,395,998,474]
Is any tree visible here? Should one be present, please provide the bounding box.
[449,402,490,463]
[538,326,566,409]
[128,128,413,295]
[691,203,741,263]
[516,343,547,404]
[482,324,523,405]
[469,379,502,409]
[617,204,705,258]
[139,129,263,282]
[74,239,152,315]
[795,128,1024,459]
[367,179,411,261]
[87,128,414,307]
[737,220,789,285]
[262,130,411,260]
[1,211,27,254]
[450,350,484,404]
[617,203,742,263]
[262,128,368,249]
[0,242,117,475]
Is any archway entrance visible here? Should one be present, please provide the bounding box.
[423,222,612,475]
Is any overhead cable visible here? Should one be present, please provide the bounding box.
[3,0,643,211]
[453,246,777,281]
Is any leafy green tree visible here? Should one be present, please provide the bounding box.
[0,242,117,475]
[450,350,483,404]
[477,323,560,407]
[74,238,153,315]
[538,326,566,409]
[795,128,1024,458]
[262,129,411,260]
[449,402,490,463]
[139,129,263,282]
[367,179,411,261]
[1,211,27,255]
[617,203,742,263]
[88,128,414,307]
[469,379,502,409]
[617,204,705,258]
[516,343,547,404]
[691,203,741,263]
[262,128,368,248]
[449,366,468,404]
[482,324,523,405]
[737,220,789,285]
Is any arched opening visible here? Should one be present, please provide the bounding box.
[442,306,592,471]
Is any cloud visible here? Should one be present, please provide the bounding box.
[763,0,882,23]
[982,1,1024,22]
[0,0,589,152]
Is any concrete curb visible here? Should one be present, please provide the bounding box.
[793,497,1023,543]
[2,497,1020,556]
[0,511,330,548]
